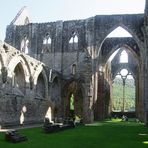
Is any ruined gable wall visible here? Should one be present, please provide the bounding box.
[0,41,53,127]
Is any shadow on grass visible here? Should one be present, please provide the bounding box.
[86,118,144,127]
[0,119,147,148]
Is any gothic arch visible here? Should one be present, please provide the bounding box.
[43,33,51,44]
[68,30,79,38]
[33,66,48,99]
[112,67,136,80]
[103,44,140,65]
[69,31,79,42]
[68,31,79,51]
[20,35,29,54]
[62,79,85,118]
[7,55,30,83]
[33,65,43,85]
[24,17,29,25]
[13,62,26,94]
[98,24,143,58]
[36,72,46,98]
[50,76,60,104]
[105,24,139,43]
[42,32,52,53]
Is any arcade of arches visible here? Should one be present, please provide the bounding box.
[1,1,148,127]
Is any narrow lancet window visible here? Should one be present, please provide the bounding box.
[69,32,78,50]
[21,36,29,54]
[43,33,51,45]
[42,33,52,53]
[120,50,128,63]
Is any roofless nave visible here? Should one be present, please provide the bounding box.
[0,1,148,127]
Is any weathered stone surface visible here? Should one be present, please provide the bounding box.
[1,1,148,127]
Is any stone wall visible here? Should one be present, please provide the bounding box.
[3,1,148,125]
[0,41,54,127]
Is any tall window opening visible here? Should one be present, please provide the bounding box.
[112,70,135,112]
[107,26,132,38]
[69,32,78,50]
[21,35,29,54]
[43,33,51,45]
[50,77,60,104]
[24,17,29,25]
[42,33,52,53]
[13,63,25,94]
[120,50,128,63]
[71,64,76,75]
[36,73,45,99]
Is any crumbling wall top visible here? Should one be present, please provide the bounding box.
[10,6,30,26]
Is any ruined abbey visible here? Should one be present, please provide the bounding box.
[1,1,148,127]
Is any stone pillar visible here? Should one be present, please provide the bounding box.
[83,84,94,123]
[80,59,95,123]
[83,17,95,123]
[142,25,148,125]
[81,55,94,123]
[135,67,144,122]
[143,0,148,126]
[143,62,148,126]
[95,71,105,120]
[135,77,139,118]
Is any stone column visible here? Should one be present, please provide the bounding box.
[142,24,148,126]
[143,59,148,126]
[135,66,144,121]
[135,76,140,118]
[83,84,94,123]
[81,52,94,123]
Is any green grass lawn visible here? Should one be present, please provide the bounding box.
[0,119,148,148]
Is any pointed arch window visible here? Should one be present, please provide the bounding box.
[13,63,26,94]
[69,32,78,50]
[42,33,52,53]
[107,26,132,38]
[36,73,45,99]
[120,50,128,63]
[50,77,60,103]
[71,64,76,75]
[69,34,78,43]
[43,33,51,45]
[21,35,29,54]
[24,17,29,25]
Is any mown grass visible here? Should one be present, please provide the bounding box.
[0,119,148,148]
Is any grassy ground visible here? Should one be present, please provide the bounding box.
[0,119,148,148]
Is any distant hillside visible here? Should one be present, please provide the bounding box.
[112,77,135,111]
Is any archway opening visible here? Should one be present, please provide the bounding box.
[21,35,29,54]
[107,26,132,38]
[20,106,27,125]
[108,45,138,116]
[64,81,83,121]
[42,33,52,53]
[50,77,60,104]
[104,45,138,118]
[97,25,140,120]
[13,63,26,94]
[36,73,45,99]
[69,32,78,51]
[112,69,135,113]
[120,50,128,63]
[45,107,53,123]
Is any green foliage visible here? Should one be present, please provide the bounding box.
[70,94,74,110]
[0,120,147,148]
[112,77,135,111]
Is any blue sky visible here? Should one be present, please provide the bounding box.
[0,0,145,41]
